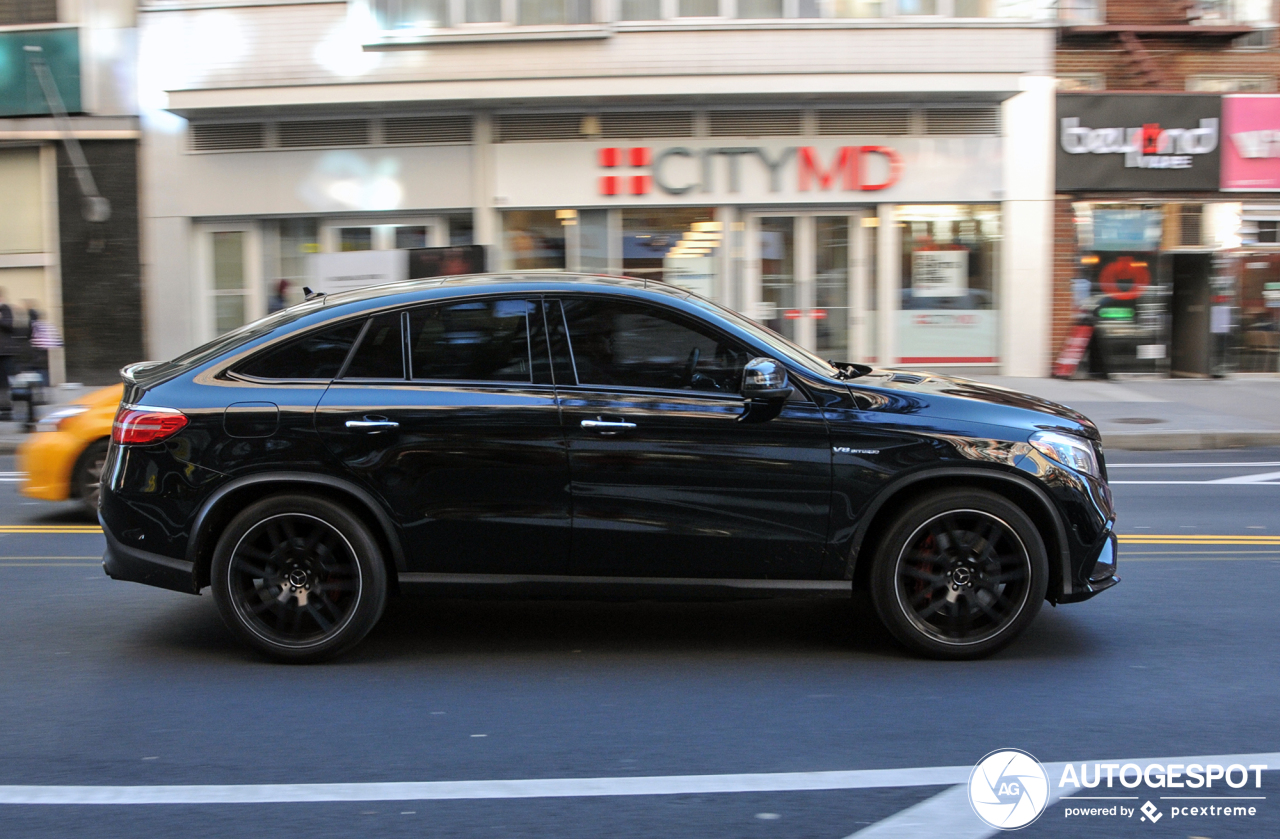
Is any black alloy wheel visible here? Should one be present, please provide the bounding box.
[211,495,387,662]
[869,489,1048,660]
[73,438,110,517]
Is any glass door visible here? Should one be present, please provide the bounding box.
[747,212,871,364]
[197,223,263,342]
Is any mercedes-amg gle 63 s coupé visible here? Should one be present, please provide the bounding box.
[101,274,1118,662]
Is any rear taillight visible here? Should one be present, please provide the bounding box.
[112,405,188,445]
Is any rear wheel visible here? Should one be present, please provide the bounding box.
[72,438,110,517]
[869,489,1048,660]
[211,494,387,663]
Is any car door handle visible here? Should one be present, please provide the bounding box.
[345,419,400,430]
[581,419,637,434]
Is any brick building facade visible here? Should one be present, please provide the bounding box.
[1052,0,1280,375]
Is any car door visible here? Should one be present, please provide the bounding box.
[315,298,570,575]
[551,296,832,580]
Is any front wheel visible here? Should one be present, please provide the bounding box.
[869,489,1048,660]
[211,494,387,663]
[73,438,110,517]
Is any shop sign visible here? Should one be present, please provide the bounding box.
[911,251,969,297]
[1057,94,1222,191]
[596,145,902,197]
[1221,95,1280,192]
[491,138,1002,207]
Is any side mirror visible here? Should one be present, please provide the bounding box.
[741,357,793,402]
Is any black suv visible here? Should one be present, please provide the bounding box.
[101,274,1118,662]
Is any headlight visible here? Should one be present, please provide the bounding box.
[36,405,89,434]
[1029,431,1100,478]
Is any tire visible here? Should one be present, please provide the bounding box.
[210,494,388,663]
[72,438,110,518]
[869,489,1049,660]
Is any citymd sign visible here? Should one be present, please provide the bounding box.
[595,145,903,197]
[491,137,1002,207]
[1057,94,1222,191]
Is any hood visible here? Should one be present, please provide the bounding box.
[853,369,1101,442]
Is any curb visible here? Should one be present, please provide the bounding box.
[1101,431,1280,451]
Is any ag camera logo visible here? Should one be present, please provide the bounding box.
[969,749,1050,830]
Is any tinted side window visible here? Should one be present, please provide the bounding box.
[409,299,532,383]
[342,313,404,379]
[236,320,363,380]
[561,299,749,393]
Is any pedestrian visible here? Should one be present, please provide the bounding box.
[0,288,15,421]
[25,299,60,386]
[268,279,290,313]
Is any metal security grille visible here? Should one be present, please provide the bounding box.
[0,0,57,24]
[599,111,695,139]
[1179,204,1204,247]
[815,109,911,136]
[189,122,267,152]
[276,119,371,148]
[923,107,1001,135]
[707,110,804,137]
[383,115,473,145]
[495,113,585,142]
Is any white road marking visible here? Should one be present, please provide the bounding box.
[1108,462,1280,468]
[1211,470,1280,484]
[1112,480,1280,485]
[0,752,1275,808]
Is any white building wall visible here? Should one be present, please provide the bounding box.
[1000,73,1056,377]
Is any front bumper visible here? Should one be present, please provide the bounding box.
[1058,530,1120,604]
[101,517,200,595]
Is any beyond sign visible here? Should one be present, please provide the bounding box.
[1056,94,1222,191]
[597,145,902,196]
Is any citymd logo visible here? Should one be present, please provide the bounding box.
[969,749,1050,830]
[596,145,903,196]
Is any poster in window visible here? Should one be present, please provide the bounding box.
[912,250,968,297]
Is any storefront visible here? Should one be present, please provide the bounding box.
[490,134,1007,367]
[1223,95,1280,373]
[1055,93,1244,378]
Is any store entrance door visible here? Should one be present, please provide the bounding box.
[1170,253,1213,377]
[745,212,873,364]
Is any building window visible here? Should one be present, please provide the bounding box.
[897,205,1001,364]
[1187,75,1276,92]
[1258,220,1279,244]
[502,210,567,270]
[621,208,720,296]
[1193,0,1275,25]
[338,227,375,252]
[1055,0,1101,22]
[0,0,57,25]
[371,0,449,29]
[466,0,502,20]
[1058,73,1106,91]
[516,0,593,24]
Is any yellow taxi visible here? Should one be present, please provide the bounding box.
[18,384,123,516]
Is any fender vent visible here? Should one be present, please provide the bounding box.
[889,373,925,384]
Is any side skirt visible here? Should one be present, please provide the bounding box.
[396,573,853,602]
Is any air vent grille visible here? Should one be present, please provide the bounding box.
[923,106,1001,135]
[496,113,585,142]
[708,109,804,137]
[599,111,695,139]
[189,122,266,152]
[384,115,473,145]
[816,109,911,136]
[277,119,371,148]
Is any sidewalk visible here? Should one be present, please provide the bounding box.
[0,377,1277,454]
[968,375,1280,450]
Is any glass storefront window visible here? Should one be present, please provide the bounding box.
[621,208,720,297]
[758,217,797,344]
[814,217,849,359]
[338,227,373,252]
[1239,254,1280,372]
[394,225,428,249]
[898,204,1000,364]
[502,210,566,270]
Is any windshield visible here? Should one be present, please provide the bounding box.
[682,293,841,379]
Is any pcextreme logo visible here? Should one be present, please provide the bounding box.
[595,145,903,196]
[969,749,1050,830]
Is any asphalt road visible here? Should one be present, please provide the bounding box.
[1,450,1279,838]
